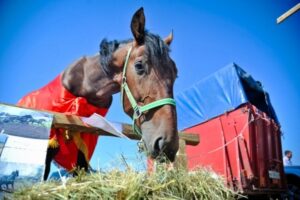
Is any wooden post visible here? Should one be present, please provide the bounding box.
[174,138,188,169]
[277,3,300,24]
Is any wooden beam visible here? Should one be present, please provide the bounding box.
[1,103,200,145]
[277,3,300,24]
[53,113,200,145]
[121,123,200,146]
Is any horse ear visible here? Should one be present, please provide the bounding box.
[164,31,173,46]
[131,7,145,44]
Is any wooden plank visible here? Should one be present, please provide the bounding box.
[277,3,300,24]
[1,103,200,145]
[178,131,200,146]
[53,114,200,145]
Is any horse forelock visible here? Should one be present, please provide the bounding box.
[144,32,177,80]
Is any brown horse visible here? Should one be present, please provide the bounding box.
[18,7,179,180]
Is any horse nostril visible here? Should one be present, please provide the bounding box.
[154,137,164,152]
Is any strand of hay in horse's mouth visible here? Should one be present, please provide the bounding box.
[11,166,239,200]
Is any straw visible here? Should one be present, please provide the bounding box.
[12,163,239,200]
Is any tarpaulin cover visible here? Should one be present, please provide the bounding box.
[176,63,279,130]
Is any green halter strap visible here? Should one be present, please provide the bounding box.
[121,46,176,136]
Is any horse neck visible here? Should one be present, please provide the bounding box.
[9,171,17,179]
[62,54,117,108]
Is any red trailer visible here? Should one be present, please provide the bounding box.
[174,63,287,197]
[185,103,286,195]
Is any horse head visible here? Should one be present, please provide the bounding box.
[115,8,179,161]
[13,170,19,178]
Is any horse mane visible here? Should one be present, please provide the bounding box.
[99,39,121,76]
[99,32,177,79]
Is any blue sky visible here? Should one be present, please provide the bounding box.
[0,0,299,170]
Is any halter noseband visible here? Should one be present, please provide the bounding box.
[121,46,176,136]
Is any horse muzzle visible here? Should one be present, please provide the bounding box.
[147,132,179,162]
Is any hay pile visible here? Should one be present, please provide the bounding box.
[12,165,237,200]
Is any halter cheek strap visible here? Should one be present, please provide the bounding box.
[121,46,176,136]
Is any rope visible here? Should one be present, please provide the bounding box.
[185,113,273,157]
[207,113,255,154]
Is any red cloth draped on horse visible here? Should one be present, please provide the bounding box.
[18,74,108,171]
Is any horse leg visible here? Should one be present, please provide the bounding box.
[72,132,90,175]
[44,147,59,181]
[77,150,89,171]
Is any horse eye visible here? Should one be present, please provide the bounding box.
[135,62,145,75]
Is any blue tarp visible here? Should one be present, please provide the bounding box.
[176,63,279,130]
